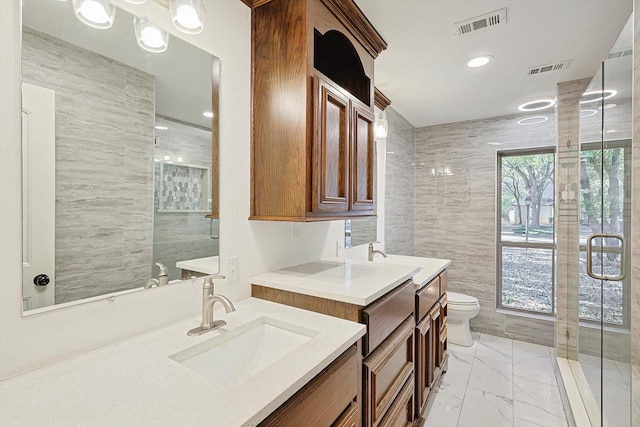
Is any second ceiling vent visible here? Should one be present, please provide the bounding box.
[454,8,507,36]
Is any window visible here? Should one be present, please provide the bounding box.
[497,149,555,315]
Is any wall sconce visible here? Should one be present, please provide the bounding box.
[134,17,169,53]
[72,0,116,29]
[169,0,206,35]
[374,113,388,139]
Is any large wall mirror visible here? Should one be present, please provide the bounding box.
[21,0,220,312]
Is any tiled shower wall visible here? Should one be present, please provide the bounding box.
[384,107,415,255]
[22,28,155,304]
[414,111,558,345]
[153,116,218,281]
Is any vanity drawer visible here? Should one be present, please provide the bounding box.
[259,345,359,427]
[332,402,359,427]
[363,280,414,356]
[378,376,415,427]
[415,277,439,322]
[439,270,448,294]
[439,293,448,328]
[363,316,414,427]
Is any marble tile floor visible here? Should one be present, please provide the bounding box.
[422,333,568,427]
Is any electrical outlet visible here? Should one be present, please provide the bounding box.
[336,239,344,257]
[226,256,239,283]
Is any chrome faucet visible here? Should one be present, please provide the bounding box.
[156,263,169,286]
[368,241,388,261]
[144,263,169,289]
[188,275,236,336]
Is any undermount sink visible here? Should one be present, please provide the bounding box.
[170,317,318,388]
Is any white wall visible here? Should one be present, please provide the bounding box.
[0,0,345,379]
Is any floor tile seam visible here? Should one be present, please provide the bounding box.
[473,353,515,376]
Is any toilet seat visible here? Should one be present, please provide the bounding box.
[447,291,478,306]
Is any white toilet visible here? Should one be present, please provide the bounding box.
[447,292,480,347]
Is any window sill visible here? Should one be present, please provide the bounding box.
[496,307,555,322]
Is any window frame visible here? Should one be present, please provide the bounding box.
[496,147,556,317]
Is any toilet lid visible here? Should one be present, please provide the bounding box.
[447,291,478,305]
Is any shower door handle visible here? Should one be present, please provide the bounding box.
[586,233,626,281]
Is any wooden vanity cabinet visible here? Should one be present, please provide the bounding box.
[252,279,416,426]
[250,0,386,221]
[414,270,448,415]
[258,345,360,427]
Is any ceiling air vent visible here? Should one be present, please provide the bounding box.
[454,8,507,36]
[527,60,571,76]
[607,49,633,60]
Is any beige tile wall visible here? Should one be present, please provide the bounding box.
[414,110,557,345]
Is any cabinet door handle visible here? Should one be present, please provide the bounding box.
[586,233,626,281]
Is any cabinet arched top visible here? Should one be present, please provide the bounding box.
[314,29,371,106]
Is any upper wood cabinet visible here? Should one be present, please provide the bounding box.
[250,0,386,221]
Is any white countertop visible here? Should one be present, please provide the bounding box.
[176,255,219,275]
[0,298,365,427]
[371,255,451,288]
[250,260,419,306]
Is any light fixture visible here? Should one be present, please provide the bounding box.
[374,113,388,139]
[465,55,492,68]
[134,17,169,53]
[169,0,205,34]
[202,111,214,118]
[72,0,116,29]
[581,109,598,118]
[580,89,617,104]
[516,116,548,126]
[155,125,169,130]
[517,99,555,112]
[124,0,148,4]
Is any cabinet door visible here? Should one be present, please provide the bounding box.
[428,305,440,383]
[363,317,414,427]
[415,315,432,413]
[312,75,350,214]
[350,101,374,212]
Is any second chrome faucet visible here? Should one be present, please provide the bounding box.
[188,275,236,336]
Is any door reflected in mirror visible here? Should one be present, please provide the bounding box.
[21,0,220,312]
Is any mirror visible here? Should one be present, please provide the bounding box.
[345,218,377,248]
[21,0,219,312]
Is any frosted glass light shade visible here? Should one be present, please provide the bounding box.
[374,117,388,139]
[72,0,115,29]
[169,0,205,34]
[134,17,169,53]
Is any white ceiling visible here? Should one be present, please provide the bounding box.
[354,0,632,128]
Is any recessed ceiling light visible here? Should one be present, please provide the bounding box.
[465,55,492,68]
[203,111,213,118]
[581,109,598,118]
[517,116,548,126]
[580,89,617,104]
[517,99,555,112]
[602,103,617,110]
[155,125,169,130]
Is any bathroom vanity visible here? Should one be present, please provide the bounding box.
[251,257,450,425]
[0,298,365,427]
